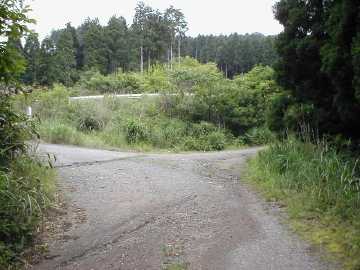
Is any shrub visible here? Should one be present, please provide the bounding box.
[189,121,217,137]
[79,70,143,94]
[67,101,110,132]
[1,94,55,268]
[142,65,174,93]
[205,131,227,151]
[183,129,227,151]
[125,119,148,144]
[266,92,315,134]
[0,98,36,167]
[182,137,200,151]
[241,127,275,145]
[147,118,187,148]
[0,156,55,268]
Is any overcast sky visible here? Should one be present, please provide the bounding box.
[28,0,283,40]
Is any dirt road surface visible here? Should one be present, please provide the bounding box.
[35,144,334,270]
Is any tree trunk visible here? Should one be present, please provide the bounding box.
[178,38,181,64]
[170,43,173,70]
[140,45,144,73]
[167,48,170,69]
[225,64,228,79]
[148,51,151,71]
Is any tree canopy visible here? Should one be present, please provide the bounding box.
[273,0,360,139]
[17,2,277,86]
[0,0,33,85]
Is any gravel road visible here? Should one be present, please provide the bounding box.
[35,144,335,270]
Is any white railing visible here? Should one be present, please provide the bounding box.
[69,93,162,101]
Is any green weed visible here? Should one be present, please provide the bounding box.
[0,155,55,268]
[163,263,188,270]
[247,136,360,269]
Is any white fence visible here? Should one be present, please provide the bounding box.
[69,93,162,101]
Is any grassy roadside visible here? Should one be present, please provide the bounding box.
[0,152,56,269]
[246,136,360,270]
[1,98,56,269]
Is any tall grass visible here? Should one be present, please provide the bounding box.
[1,97,56,268]
[0,152,55,268]
[248,135,360,269]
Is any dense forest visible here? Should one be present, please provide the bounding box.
[1,0,360,269]
[18,2,277,86]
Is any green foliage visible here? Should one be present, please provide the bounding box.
[23,61,280,150]
[274,0,360,139]
[68,101,110,132]
[240,127,275,146]
[29,84,70,120]
[79,18,108,74]
[167,64,280,136]
[0,98,36,167]
[0,97,56,269]
[39,120,82,145]
[163,263,188,270]
[37,38,58,85]
[0,156,55,268]
[125,119,148,144]
[1,2,56,268]
[248,135,360,269]
[22,32,41,84]
[81,70,144,94]
[181,122,227,151]
[0,0,33,83]
[105,16,130,73]
[266,92,315,134]
[53,23,79,86]
[226,65,279,133]
[142,65,174,93]
[18,3,277,86]
[183,33,278,78]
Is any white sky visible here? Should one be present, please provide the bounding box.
[27,0,283,40]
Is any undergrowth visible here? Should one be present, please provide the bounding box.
[12,61,278,151]
[20,86,246,152]
[247,135,360,269]
[1,97,56,269]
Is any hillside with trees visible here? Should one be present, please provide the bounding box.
[17,2,278,86]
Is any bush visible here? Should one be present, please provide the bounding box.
[147,118,187,148]
[1,92,56,268]
[241,127,275,145]
[183,128,227,151]
[0,98,36,167]
[205,131,227,151]
[79,70,143,94]
[0,98,55,267]
[125,119,148,144]
[142,65,174,93]
[68,101,110,132]
[189,121,217,137]
[266,92,315,134]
